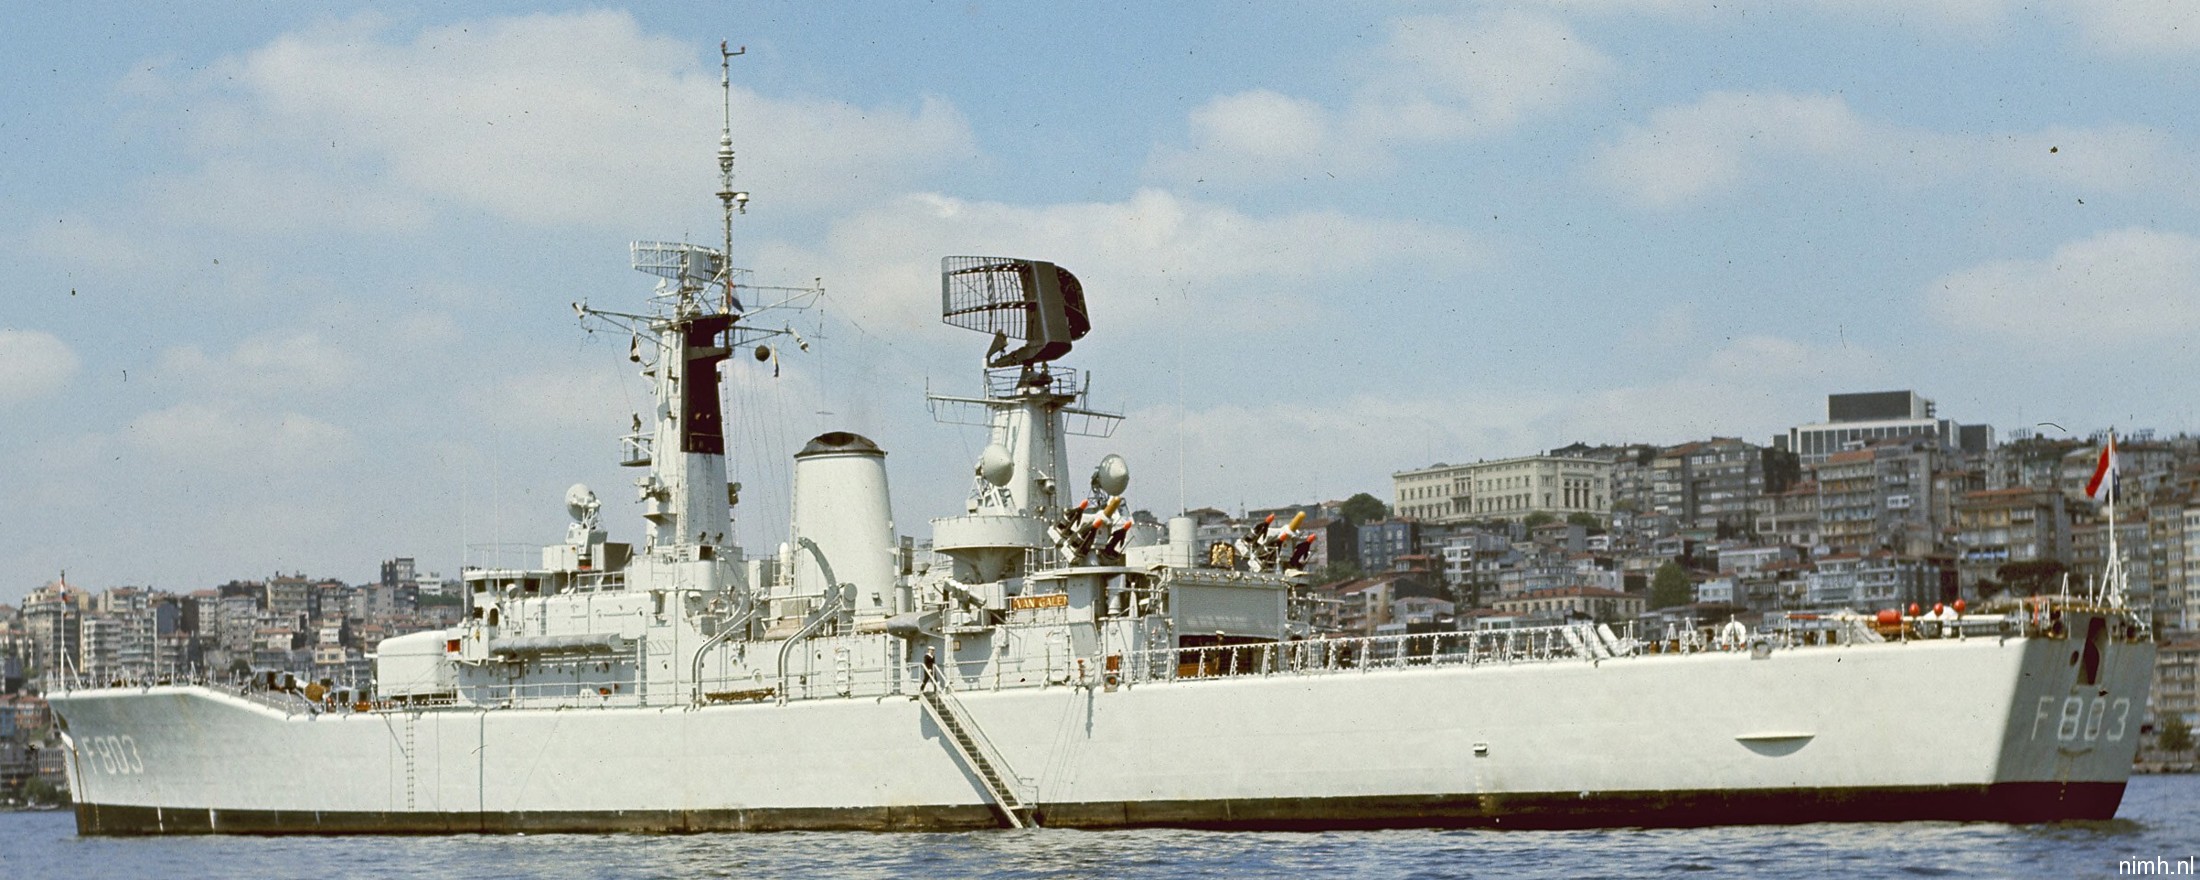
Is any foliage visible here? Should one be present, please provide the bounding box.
[1523,511,1557,529]
[1996,560,2070,596]
[1338,493,1389,526]
[22,774,70,805]
[1451,574,1497,610]
[418,592,463,608]
[1314,561,1363,586]
[1650,560,1693,610]
[2161,713,2196,754]
[1711,517,1757,542]
[1565,512,1601,530]
[1761,447,1803,495]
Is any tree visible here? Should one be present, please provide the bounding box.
[1650,560,1693,610]
[1761,447,1802,495]
[1565,511,1601,530]
[1338,493,1389,526]
[1996,560,2070,596]
[1523,511,1557,529]
[1314,561,1363,586]
[22,773,70,805]
[2161,713,2195,755]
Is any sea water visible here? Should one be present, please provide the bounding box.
[4,775,2195,879]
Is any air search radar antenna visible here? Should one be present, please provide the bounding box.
[929,256,1118,439]
[940,256,1092,368]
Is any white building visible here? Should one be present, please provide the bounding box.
[1785,390,1987,465]
[2186,506,2200,630]
[1696,578,1736,605]
[1393,453,1612,525]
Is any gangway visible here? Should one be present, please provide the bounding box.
[919,686,1036,828]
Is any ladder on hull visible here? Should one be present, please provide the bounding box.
[920,688,1035,828]
[403,712,417,810]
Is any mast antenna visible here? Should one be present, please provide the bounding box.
[718,41,748,314]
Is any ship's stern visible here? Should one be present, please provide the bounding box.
[1990,607,2155,821]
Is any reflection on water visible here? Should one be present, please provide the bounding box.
[5,775,2195,880]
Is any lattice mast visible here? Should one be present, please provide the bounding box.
[572,43,783,562]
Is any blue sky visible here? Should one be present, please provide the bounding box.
[6,2,2200,603]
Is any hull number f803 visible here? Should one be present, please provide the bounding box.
[86,735,145,775]
[2031,696,2129,743]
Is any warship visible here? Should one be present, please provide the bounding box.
[47,46,2155,834]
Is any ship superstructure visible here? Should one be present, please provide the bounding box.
[45,48,2157,835]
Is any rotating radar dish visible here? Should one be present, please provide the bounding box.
[940,256,1090,367]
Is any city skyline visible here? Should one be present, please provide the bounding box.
[6,3,2200,603]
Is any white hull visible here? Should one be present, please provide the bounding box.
[56,68,2160,836]
[51,619,2152,833]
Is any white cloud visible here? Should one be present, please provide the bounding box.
[148,159,435,235]
[469,360,641,437]
[1590,91,2188,208]
[162,11,977,231]
[1152,9,1609,185]
[157,330,361,398]
[28,215,169,280]
[124,402,353,471]
[1118,394,1548,512]
[1545,334,1883,442]
[1172,90,1350,181]
[1928,227,2200,343]
[1110,332,1874,510]
[755,188,1484,336]
[2069,0,2200,55]
[1795,0,2009,28]
[1355,9,1615,141]
[1517,0,2200,54]
[0,330,80,404]
[1590,92,1864,208]
[1503,0,2009,33]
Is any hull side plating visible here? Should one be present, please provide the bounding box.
[52,626,2152,834]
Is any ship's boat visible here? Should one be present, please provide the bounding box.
[46,45,2155,835]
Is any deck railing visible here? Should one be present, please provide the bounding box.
[55,601,2122,715]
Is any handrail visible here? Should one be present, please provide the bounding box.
[921,680,1032,827]
[689,604,763,705]
[776,582,852,704]
[931,678,1030,798]
[53,604,2126,717]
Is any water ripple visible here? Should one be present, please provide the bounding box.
[5,776,2196,880]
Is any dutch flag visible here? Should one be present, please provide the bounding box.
[2084,433,2119,503]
